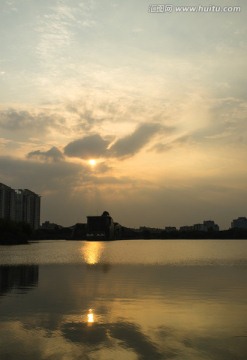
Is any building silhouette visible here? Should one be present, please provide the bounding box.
[231,217,247,229]
[203,220,219,232]
[165,226,177,232]
[179,220,219,232]
[0,183,40,229]
[87,211,114,240]
[0,183,15,221]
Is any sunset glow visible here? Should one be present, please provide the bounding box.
[87,309,94,324]
[1,3,246,360]
[88,159,96,167]
[0,0,246,229]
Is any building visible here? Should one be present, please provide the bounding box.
[193,221,219,232]
[41,221,62,230]
[0,183,16,221]
[180,220,219,232]
[0,183,40,229]
[165,226,177,232]
[15,189,41,230]
[193,223,206,231]
[231,217,247,229]
[87,211,114,240]
[139,226,163,234]
[179,226,193,232]
[203,220,219,232]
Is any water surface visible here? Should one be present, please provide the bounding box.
[0,240,247,359]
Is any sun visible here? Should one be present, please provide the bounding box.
[88,159,96,166]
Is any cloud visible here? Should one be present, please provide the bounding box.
[152,134,191,153]
[64,134,110,159]
[63,123,175,161]
[35,2,76,65]
[27,146,64,162]
[109,123,161,158]
[0,108,65,135]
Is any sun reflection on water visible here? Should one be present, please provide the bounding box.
[81,242,104,265]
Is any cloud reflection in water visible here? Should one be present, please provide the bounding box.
[61,320,165,360]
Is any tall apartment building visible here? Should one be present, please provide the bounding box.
[15,189,41,230]
[0,183,40,229]
[0,183,16,221]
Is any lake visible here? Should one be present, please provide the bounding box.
[0,240,247,360]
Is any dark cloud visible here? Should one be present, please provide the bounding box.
[27,146,64,162]
[109,123,161,158]
[0,155,141,196]
[0,155,83,192]
[64,134,110,159]
[63,123,174,161]
[0,155,130,225]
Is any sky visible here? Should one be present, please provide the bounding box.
[0,0,246,229]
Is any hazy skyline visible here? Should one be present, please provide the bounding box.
[0,0,246,229]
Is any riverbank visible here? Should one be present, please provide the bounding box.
[31,228,247,241]
[0,219,31,245]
